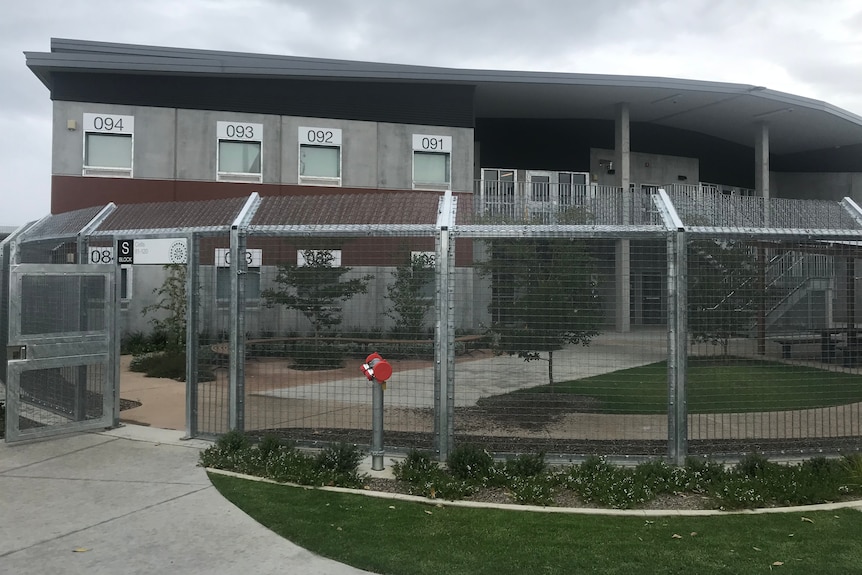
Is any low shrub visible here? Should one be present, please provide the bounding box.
[506,474,556,506]
[447,444,493,482]
[201,432,366,488]
[130,351,185,379]
[392,449,440,484]
[558,457,656,509]
[129,348,215,382]
[289,341,345,370]
[843,453,862,488]
[503,452,547,479]
[202,434,862,511]
[392,450,477,499]
[315,442,366,488]
[121,330,169,355]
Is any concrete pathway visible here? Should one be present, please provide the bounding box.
[0,425,376,575]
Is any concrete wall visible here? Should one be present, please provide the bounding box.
[120,263,483,338]
[590,148,700,186]
[772,172,862,202]
[118,265,171,335]
[53,101,474,192]
[53,102,177,178]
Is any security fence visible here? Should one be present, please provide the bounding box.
[3,189,862,462]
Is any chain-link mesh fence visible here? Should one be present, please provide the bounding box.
[194,230,443,451]
[5,190,862,460]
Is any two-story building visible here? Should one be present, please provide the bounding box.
[24,38,862,334]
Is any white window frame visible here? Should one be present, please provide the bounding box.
[297,249,342,267]
[298,126,342,186]
[557,171,593,207]
[412,134,452,190]
[217,121,263,183]
[214,248,262,304]
[82,113,134,178]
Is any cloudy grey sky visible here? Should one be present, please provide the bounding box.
[2,0,861,226]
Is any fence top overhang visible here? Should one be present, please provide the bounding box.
[11,192,862,246]
[453,224,665,239]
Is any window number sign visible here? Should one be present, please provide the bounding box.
[217,121,263,141]
[89,247,115,264]
[215,248,262,267]
[412,134,451,153]
[299,126,342,146]
[84,113,134,133]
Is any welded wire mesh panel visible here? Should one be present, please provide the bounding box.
[668,189,862,230]
[685,237,862,455]
[16,363,106,427]
[8,266,112,440]
[231,233,439,450]
[17,239,80,265]
[454,238,670,457]
[195,235,233,435]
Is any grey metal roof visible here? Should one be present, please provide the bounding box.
[25,38,862,156]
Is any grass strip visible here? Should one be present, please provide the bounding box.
[518,359,862,413]
[210,473,862,575]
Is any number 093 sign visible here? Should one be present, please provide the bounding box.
[215,248,262,267]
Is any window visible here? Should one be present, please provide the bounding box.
[217,121,262,182]
[412,134,451,190]
[215,248,262,302]
[83,113,134,177]
[529,173,551,202]
[558,172,590,206]
[411,251,436,300]
[299,127,342,184]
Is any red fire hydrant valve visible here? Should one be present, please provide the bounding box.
[361,352,392,384]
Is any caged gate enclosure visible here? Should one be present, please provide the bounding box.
[3,187,862,463]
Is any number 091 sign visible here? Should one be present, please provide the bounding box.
[215,248,262,267]
[412,134,451,153]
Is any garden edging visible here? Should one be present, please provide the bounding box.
[205,467,862,517]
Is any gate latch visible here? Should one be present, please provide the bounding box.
[8,345,26,360]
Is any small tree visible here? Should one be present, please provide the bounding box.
[262,249,373,339]
[481,238,603,386]
[385,252,435,338]
[141,264,187,353]
[688,239,759,355]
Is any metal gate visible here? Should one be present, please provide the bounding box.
[5,264,116,442]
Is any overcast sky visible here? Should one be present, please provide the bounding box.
[2,0,861,226]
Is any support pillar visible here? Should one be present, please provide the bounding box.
[615,103,631,332]
[755,122,770,226]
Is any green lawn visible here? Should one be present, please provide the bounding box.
[514,359,862,414]
[210,473,862,575]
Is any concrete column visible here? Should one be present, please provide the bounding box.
[755,122,770,225]
[615,103,631,332]
[614,102,632,221]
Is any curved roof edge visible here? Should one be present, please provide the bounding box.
[23,38,862,155]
